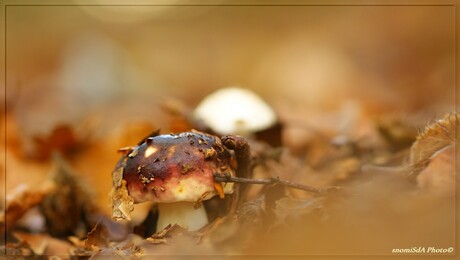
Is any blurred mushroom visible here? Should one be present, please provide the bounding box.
[111,131,237,231]
[193,87,278,137]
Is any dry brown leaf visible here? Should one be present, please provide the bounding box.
[376,116,417,151]
[1,241,36,257]
[84,223,110,250]
[12,231,72,256]
[92,242,144,259]
[143,225,216,255]
[2,181,56,233]
[146,224,184,245]
[417,145,456,196]
[31,124,80,161]
[144,216,230,247]
[408,113,458,180]
[40,154,98,238]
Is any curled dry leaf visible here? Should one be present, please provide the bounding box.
[416,145,455,196]
[146,224,191,245]
[408,113,458,181]
[2,181,56,233]
[141,216,233,254]
[68,226,141,258]
[88,234,145,259]
[40,154,99,238]
[12,231,73,256]
[142,222,225,256]
[84,223,110,251]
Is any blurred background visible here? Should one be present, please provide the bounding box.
[5,4,455,111]
[2,1,456,256]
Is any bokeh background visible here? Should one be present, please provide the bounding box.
[2,1,456,256]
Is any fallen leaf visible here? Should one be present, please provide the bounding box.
[12,231,72,256]
[84,223,110,250]
[2,181,56,233]
[32,124,81,161]
[417,145,455,196]
[408,113,458,180]
[40,154,99,238]
[1,241,35,257]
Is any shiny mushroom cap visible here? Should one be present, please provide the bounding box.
[115,131,236,204]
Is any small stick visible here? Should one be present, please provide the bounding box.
[214,174,337,195]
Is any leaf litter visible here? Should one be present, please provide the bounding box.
[1,94,457,257]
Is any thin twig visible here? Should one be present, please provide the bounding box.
[214,174,336,195]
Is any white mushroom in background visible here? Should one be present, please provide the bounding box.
[193,87,278,136]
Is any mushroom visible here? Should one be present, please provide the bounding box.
[193,87,278,136]
[111,130,237,231]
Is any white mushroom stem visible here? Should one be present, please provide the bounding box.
[156,202,208,232]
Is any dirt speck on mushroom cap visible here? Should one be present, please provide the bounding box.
[114,131,236,203]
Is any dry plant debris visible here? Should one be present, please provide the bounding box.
[2,90,456,257]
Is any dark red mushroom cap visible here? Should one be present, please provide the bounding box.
[113,130,237,204]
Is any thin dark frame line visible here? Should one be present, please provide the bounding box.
[454,1,458,253]
[3,4,6,255]
[3,4,456,7]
